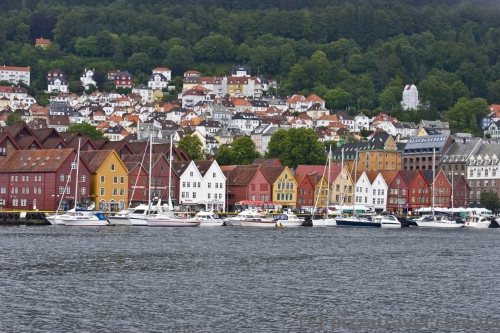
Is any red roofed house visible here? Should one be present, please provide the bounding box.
[0,149,92,211]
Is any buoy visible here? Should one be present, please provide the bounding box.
[276,222,284,228]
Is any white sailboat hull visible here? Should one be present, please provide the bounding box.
[147,218,200,227]
[416,221,464,228]
[239,220,276,227]
[225,219,242,226]
[107,216,132,226]
[63,219,108,226]
[128,217,148,226]
[198,220,224,226]
[276,220,304,227]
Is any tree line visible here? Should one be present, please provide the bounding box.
[1,1,500,134]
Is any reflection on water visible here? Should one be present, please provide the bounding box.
[0,226,499,332]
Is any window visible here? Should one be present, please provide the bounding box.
[110,164,115,171]
[71,162,77,169]
[12,199,18,207]
[113,188,118,196]
[120,177,124,184]
[190,172,193,177]
[113,176,118,183]
[81,187,86,195]
[65,186,70,194]
[208,193,211,199]
[66,174,71,182]
[59,186,64,194]
[208,183,211,188]
[100,176,105,183]
[100,188,105,196]
[198,182,201,187]
[213,172,216,177]
[60,174,64,182]
[120,188,124,196]
[186,182,190,188]
[81,175,86,182]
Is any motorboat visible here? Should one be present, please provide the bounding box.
[226,210,275,227]
[107,209,133,226]
[46,212,69,225]
[61,210,109,226]
[372,214,401,228]
[273,213,304,227]
[127,204,163,226]
[146,210,200,227]
[335,215,381,228]
[414,215,464,228]
[464,215,491,228]
[194,210,224,226]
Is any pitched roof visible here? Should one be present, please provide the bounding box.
[226,165,263,186]
[0,149,73,172]
[260,166,286,184]
[79,150,115,173]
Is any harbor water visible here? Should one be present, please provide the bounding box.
[1,226,499,332]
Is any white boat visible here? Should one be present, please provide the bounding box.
[372,214,401,228]
[146,211,200,227]
[46,213,67,225]
[61,210,109,226]
[464,215,491,228]
[107,209,132,226]
[273,213,304,227]
[312,217,336,227]
[414,215,464,228]
[194,210,224,226]
[226,210,275,227]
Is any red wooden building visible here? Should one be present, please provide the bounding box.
[400,170,431,213]
[382,171,409,214]
[223,165,271,211]
[294,173,315,207]
[0,149,92,211]
[114,71,134,88]
[122,153,180,207]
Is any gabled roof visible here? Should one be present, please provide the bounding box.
[79,150,124,173]
[0,148,73,172]
[226,165,269,186]
[295,165,343,184]
[261,166,286,184]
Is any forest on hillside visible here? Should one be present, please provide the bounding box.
[1,0,500,134]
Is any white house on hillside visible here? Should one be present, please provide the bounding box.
[80,69,97,90]
[401,84,419,110]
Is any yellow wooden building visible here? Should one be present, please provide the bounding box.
[80,150,129,212]
[313,175,331,207]
[330,166,355,205]
[262,166,298,208]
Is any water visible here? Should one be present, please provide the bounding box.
[0,226,499,332]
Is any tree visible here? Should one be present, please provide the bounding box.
[322,140,337,152]
[6,113,23,126]
[128,52,150,73]
[192,34,235,62]
[167,45,192,76]
[324,88,350,110]
[265,128,326,168]
[177,135,205,160]
[215,136,260,166]
[66,123,104,140]
[480,190,500,213]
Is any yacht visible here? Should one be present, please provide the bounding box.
[273,213,304,227]
[194,210,224,226]
[146,211,200,227]
[226,210,275,227]
[61,210,109,226]
[414,215,464,228]
[372,214,401,228]
[464,215,491,228]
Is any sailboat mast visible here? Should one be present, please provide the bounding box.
[340,147,344,217]
[148,131,153,213]
[326,146,331,218]
[353,148,358,215]
[432,147,435,217]
[73,138,81,210]
[168,134,173,212]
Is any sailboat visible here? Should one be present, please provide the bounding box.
[312,146,337,227]
[60,138,108,226]
[108,134,152,226]
[146,134,200,227]
[414,148,463,228]
[335,148,384,228]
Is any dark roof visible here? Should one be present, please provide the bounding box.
[252,158,282,167]
[226,165,261,186]
[0,149,73,172]
[79,150,114,173]
[260,166,286,184]
[194,160,214,177]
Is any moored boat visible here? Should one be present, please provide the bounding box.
[414,215,464,228]
[194,210,223,226]
[146,212,200,227]
[372,214,401,228]
[464,215,491,228]
[335,216,381,228]
[273,213,304,227]
[61,210,108,226]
